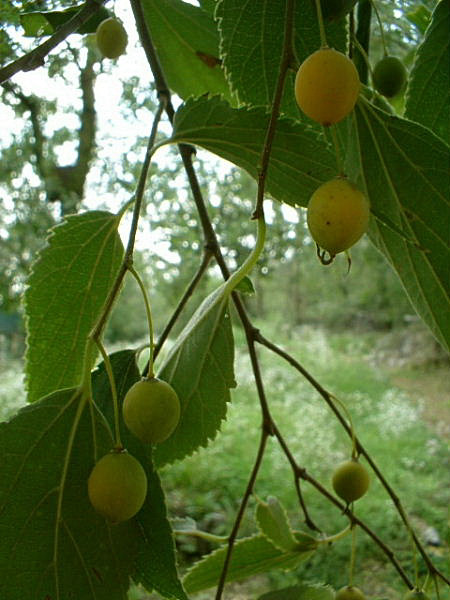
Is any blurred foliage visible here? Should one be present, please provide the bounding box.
[0,0,433,334]
[0,2,447,598]
[161,325,449,596]
[1,325,447,597]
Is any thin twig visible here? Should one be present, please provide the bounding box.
[294,476,321,533]
[214,429,270,598]
[269,418,412,587]
[153,248,214,361]
[254,0,295,216]
[127,0,448,593]
[0,0,108,84]
[255,331,450,587]
[214,3,299,595]
[245,327,320,533]
[131,0,319,561]
[90,97,166,340]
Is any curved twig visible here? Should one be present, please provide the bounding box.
[255,331,450,587]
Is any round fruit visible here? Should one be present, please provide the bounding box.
[320,0,358,21]
[96,17,128,59]
[295,48,360,125]
[403,591,430,600]
[307,178,370,257]
[88,450,147,523]
[335,586,366,600]
[332,459,370,503]
[372,56,407,98]
[123,377,181,444]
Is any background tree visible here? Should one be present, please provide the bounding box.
[0,1,448,599]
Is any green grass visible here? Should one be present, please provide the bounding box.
[161,325,449,598]
[1,328,448,599]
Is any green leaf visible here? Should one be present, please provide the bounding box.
[20,5,111,37]
[91,350,189,600]
[0,0,20,25]
[24,210,124,402]
[353,102,450,352]
[199,0,217,15]
[255,495,301,552]
[170,95,336,207]
[141,0,233,102]
[258,584,335,600]
[154,284,236,467]
[216,0,347,117]
[405,0,450,143]
[20,12,53,36]
[0,388,138,600]
[183,533,315,593]
[406,5,432,35]
[135,468,189,600]
[292,0,348,60]
[171,95,449,350]
[235,275,255,295]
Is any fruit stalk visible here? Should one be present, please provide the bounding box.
[95,339,122,448]
[129,265,156,378]
[349,524,357,586]
[313,0,328,47]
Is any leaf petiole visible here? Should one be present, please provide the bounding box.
[129,265,156,378]
[94,339,122,449]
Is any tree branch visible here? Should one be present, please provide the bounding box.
[1,80,48,182]
[255,331,450,587]
[2,44,99,214]
[153,248,213,361]
[75,44,97,182]
[215,428,270,597]
[270,417,413,587]
[0,0,108,84]
[128,0,448,594]
[90,98,166,341]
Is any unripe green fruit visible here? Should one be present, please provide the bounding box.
[96,17,128,59]
[372,56,407,98]
[332,459,370,503]
[88,450,147,523]
[123,377,181,444]
[320,0,358,21]
[403,591,430,600]
[295,48,360,125]
[307,178,370,257]
[335,586,366,600]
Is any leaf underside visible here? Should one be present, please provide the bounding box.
[217,0,347,118]
[183,533,315,593]
[171,95,336,208]
[353,102,450,351]
[405,0,450,144]
[171,94,450,351]
[141,0,233,102]
[255,495,300,552]
[0,389,137,600]
[257,583,335,600]
[0,350,190,600]
[24,211,124,403]
[154,285,236,468]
